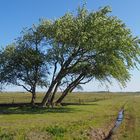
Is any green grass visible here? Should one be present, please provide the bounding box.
[0,92,139,139]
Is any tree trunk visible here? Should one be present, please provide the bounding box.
[41,50,80,107]
[41,80,57,107]
[30,86,36,106]
[49,81,60,107]
[55,83,79,104]
[55,74,84,104]
[41,67,66,107]
[31,92,36,106]
[55,89,69,104]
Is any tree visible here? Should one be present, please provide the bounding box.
[38,5,140,106]
[0,27,48,105]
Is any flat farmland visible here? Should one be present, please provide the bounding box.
[0,92,139,140]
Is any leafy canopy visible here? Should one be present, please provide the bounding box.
[0,27,48,93]
[38,6,140,87]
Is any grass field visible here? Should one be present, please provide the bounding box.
[0,92,139,140]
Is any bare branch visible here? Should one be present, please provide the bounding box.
[16,83,32,93]
[79,77,93,84]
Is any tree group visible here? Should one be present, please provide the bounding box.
[0,6,140,107]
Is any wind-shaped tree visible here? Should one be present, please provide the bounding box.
[38,6,140,106]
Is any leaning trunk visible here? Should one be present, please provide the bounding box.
[41,68,67,106]
[49,82,60,107]
[55,88,70,104]
[55,82,78,104]
[55,74,84,104]
[41,80,57,107]
[41,51,80,107]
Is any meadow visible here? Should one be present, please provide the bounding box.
[0,92,139,140]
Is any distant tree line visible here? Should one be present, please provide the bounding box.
[0,5,140,107]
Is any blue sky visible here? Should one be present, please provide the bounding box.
[0,0,140,92]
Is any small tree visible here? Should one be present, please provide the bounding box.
[0,27,48,105]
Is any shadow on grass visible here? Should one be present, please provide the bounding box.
[0,106,74,115]
[0,101,98,115]
[61,102,98,106]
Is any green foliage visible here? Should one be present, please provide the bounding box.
[39,5,140,89]
[0,27,48,95]
[1,5,140,105]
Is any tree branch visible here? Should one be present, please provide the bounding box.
[16,83,32,93]
[79,77,93,84]
[52,61,57,82]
